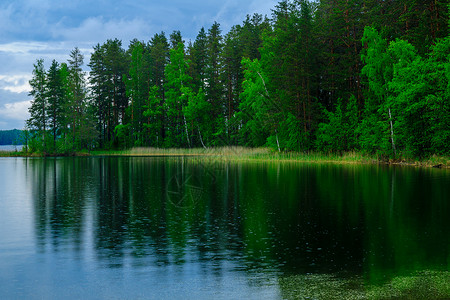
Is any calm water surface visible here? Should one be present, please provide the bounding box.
[0,145,23,151]
[0,157,449,299]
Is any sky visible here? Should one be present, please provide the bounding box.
[0,0,277,130]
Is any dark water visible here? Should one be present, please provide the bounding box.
[0,157,449,299]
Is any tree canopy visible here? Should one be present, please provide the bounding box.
[26,0,449,158]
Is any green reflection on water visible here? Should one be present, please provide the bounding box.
[278,270,450,299]
[26,157,450,297]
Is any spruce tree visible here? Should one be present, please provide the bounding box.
[46,60,64,152]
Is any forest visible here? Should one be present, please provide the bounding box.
[0,130,22,145]
[26,0,450,158]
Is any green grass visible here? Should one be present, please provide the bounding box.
[0,150,25,157]
[3,146,450,168]
[91,146,270,158]
[90,147,391,166]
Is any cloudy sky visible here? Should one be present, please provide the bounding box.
[0,0,277,130]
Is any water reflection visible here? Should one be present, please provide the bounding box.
[24,157,450,296]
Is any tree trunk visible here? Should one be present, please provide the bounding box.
[275,130,281,152]
[388,108,396,157]
[198,126,207,149]
[183,114,191,148]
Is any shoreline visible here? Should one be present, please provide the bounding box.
[1,147,449,169]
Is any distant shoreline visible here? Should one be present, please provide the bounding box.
[0,145,23,152]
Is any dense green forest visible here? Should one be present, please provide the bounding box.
[0,130,22,145]
[26,0,449,158]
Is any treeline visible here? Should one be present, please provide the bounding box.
[0,130,22,145]
[26,0,449,158]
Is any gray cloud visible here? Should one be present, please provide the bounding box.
[0,0,277,130]
[51,17,154,44]
[0,89,29,130]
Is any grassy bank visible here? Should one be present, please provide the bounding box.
[0,149,91,157]
[0,149,27,157]
[2,146,450,168]
[91,147,450,168]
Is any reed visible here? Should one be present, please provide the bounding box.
[91,147,381,166]
[4,146,450,168]
[92,146,271,158]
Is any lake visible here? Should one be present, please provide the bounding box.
[0,156,449,299]
[0,145,23,151]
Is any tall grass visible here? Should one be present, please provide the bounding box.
[0,149,24,157]
[41,147,450,168]
[92,147,378,165]
[93,146,270,157]
[248,150,375,164]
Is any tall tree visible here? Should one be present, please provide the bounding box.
[359,27,396,156]
[206,21,224,139]
[45,60,65,151]
[170,30,183,49]
[240,14,270,61]
[27,59,47,150]
[189,27,208,92]
[239,58,279,148]
[123,41,148,147]
[315,0,365,109]
[149,32,170,143]
[164,42,192,147]
[249,0,319,150]
[104,39,128,146]
[221,26,244,144]
[88,43,109,147]
[67,47,96,150]
[88,39,128,148]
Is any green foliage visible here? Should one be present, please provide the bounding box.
[356,101,394,157]
[278,113,309,152]
[239,58,275,147]
[360,26,450,157]
[114,123,131,149]
[26,48,97,155]
[46,60,65,150]
[183,88,211,147]
[164,42,192,148]
[0,130,23,145]
[24,1,449,158]
[88,39,128,147]
[27,59,47,141]
[143,86,164,147]
[316,96,359,152]
[124,41,148,147]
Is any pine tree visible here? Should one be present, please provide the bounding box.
[124,41,148,146]
[221,26,243,144]
[67,47,96,151]
[149,32,170,144]
[88,43,109,147]
[190,27,208,92]
[206,21,224,141]
[164,42,192,147]
[27,58,47,151]
[46,60,64,152]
